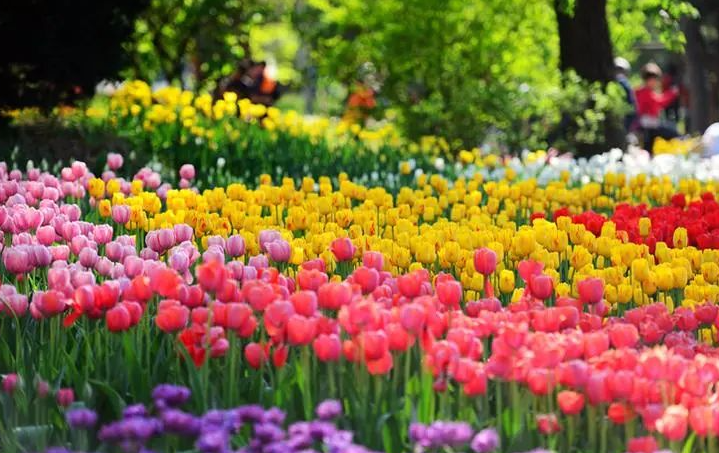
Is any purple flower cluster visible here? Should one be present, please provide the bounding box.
[51,384,379,453]
[409,421,474,449]
[65,408,98,430]
[410,422,501,453]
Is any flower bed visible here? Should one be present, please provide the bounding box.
[1,150,719,452]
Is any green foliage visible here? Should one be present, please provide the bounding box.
[123,0,296,89]
[300,0,560,148]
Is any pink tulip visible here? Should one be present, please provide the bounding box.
[111,205,130,224]
[173,224,193,243]
[330,237,356,262]
[179,164,195,180]
[362,251,384,271]
[474,247,498,276]
[36,225,56,246]
[3,247,30,274]
[578,277,604,305]
[266,240,291,263]
[226,235,245,257]
[107,153,124,170]
[93,224,113,245]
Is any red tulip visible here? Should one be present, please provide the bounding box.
[150,267,182,299]
[518,260,543,283]
[528,274,553,300]
[557,390,585,415]
[351,266,380,294]
[123,301,143,326]
[386,323,413,352]
[557,360,589,389]
[536,413,561,434]
[436,280,462,309]
[577,277,604,304]
[463,368,488,396]
[178,285,204,308]
[106,304,131,332]
[237,315,257,338]
[313,333,341,362]
[608,402,634,424]
[286,315,317,346]
[656,405,688,441]
[586,371,610,405]
[290,291,318,317]
[2,374,19,394]
[366,352,393,375]
[264,300,295,338]
[296,268,328,292]
[156,305,190,333]
[362,251,384,271]
[56,388,74,407]
[527,368,554,396]
[317,282,352,310]
[330,237,356,262]
[399,303,427,333]
[694,303,718,325]
[272,345,288,368]
[216,278,240,303]
[688,405,714,437]
[360,330,388,361]
[197,260,229,292]
[242,280,277,312]
[397,271,424,298]
[342,339,359,362]
[244,342,266,369]
[627,436,658,453]
[584,331,609,358]
[609,323,639,349]
[225,303,252,331]
[128,275,153,302]
[37,290,67,317]
[473,248,497,276]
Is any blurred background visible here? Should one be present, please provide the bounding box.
[1,0,718,156]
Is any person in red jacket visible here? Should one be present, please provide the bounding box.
[635,62,679,152]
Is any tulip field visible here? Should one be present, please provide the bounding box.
[5,86,719,453]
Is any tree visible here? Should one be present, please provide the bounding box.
[124,0,294,90]
[0,0,146,109]
[555,0,615,83]
[301,0,560,148]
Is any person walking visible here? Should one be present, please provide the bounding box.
[635,62,679,153]
[614,57,637,135]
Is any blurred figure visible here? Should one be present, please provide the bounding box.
[614,57,637,136]
[635,62,679,153]
[216,60,281,106]
[661,63,682,123]
[343,80,376,125]
[702,122,719,157]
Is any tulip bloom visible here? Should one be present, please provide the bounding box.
[330,237,356,262]
[473,247,497,276]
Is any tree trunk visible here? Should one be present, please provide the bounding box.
[555,0,614,83]
[554,0,623,156]
[681,16,711,133]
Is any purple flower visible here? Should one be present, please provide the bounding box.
[471,428,500,453]
[254,423,285,444]
[151,384,191,407]
[235,405,265,424]
[160,409,201,436]
[195,428,229,453]
[315,399,343,420]
[262,407,286,425]
[123,403,148,418]
[66,408,98,429]
[98,417,161,444]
